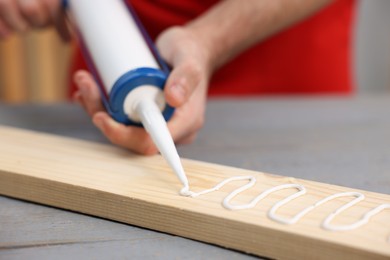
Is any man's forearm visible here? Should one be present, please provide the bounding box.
[185,0,334,71]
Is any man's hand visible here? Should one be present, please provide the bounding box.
[72,0,333,155]
[73,26,210,155]
[0,0,70,40]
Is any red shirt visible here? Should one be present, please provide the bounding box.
[69,0,356,96]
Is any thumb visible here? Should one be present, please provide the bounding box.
[164,60,203,107]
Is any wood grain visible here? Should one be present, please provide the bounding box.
[0,126,389,259]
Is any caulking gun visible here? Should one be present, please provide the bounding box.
[64,0,189,190]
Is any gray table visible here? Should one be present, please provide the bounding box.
[1,96,390,259]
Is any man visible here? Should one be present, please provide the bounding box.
[0,0,356,154]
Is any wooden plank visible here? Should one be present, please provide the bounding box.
[0,125,389,259]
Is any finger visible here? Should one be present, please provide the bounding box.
[41,0,71,41]
[73,70,105,116]
[0,18,11,38]
[18,0,48,27]
[54,11,71,41]
[164,60,203,107]
[0,0,29,31]
[166,80,207,147]
[75,71,159,155]
[92,112,158,155]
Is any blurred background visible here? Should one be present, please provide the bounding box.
[355,0,390,94]
[0,1,389,103]
[0,28,72,103]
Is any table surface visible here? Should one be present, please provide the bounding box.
[1,95,390,259]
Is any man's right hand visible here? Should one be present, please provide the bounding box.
[0,0,70,40]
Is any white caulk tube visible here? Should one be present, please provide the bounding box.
[64,0,189,189]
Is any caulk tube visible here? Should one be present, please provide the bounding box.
[64,0,189,189]
[65,0,173,124]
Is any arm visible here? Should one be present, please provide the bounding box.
[159,0,334,107]
[187,0,334,71]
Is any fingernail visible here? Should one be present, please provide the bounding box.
[169,84,186,101]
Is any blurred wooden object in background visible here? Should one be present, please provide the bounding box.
[0,28,72,103]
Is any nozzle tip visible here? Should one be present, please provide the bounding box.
[180,185,194,197]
